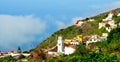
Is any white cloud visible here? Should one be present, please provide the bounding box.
[0,14,46,51]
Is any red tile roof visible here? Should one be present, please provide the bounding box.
[75,20,82,24]
[87,44,96,49]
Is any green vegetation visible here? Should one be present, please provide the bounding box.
[113,15,120,24]
[94,27,120,53]
[46,45,120,62]
[45,27,120,62]
[0,56,22,62]
[25,26,120,62]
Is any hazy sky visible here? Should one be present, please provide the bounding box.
[0,0,120,51]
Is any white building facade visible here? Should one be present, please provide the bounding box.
[64,47,75,55]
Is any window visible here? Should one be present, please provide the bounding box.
[59,44,61,46]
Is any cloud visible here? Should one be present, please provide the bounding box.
[0,14,46,51]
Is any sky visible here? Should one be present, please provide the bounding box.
[0,0,120,51]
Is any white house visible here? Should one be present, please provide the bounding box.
[88,19,95,22]
[75,20,84,26]
[86,35,100,46]
[102,33,108,37]
[48,51,57,55]
[70,42,80,45]
[106,27,111,32]
[105,12,114,20]
[108,21,117,28]
[117,13,120,16]
[64,45,76,55]
[86,35,107,46]
[22,53,30,57]
[99,22,106,29]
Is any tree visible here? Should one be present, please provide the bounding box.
[107,27,120,43]
[113,17,120,24]
[17,46,22,53]
[105,24,110,28]
[107,27,120,52]
[73,44,89,55]
[0,56,16,62]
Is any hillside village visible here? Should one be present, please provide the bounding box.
[38,11,120,58]
[0,9,120,62]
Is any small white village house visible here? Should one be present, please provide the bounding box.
[75,20,84,26]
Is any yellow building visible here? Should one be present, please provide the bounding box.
[64,35,83,45]
[64,39,72,45]
[76,35,83,42]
